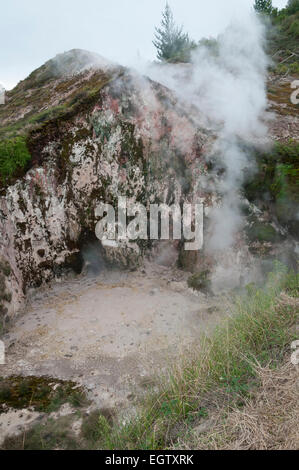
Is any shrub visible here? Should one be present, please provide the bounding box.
[187,271,211,293]
[286,0,299,15]
[288,18,299,36]
[0,136,31,183]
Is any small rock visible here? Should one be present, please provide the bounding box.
[193,419,214,435]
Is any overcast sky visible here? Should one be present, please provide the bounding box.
[0,0,288,89]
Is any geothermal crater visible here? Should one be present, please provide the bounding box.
[1,261,225,411]
[0,43,298,447]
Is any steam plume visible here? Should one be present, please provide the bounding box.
[138,12,271,252]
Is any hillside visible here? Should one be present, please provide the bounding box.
[269,1,299,73]
[0,10,298,451]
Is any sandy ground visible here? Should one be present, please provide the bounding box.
[0,408,42,445]
[0,262,226,415]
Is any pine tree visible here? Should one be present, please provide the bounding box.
[254,0,273,14]
[153,3,196,63]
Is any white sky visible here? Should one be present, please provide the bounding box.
[0,0,288,90]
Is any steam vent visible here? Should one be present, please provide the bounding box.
[0,1,298,451]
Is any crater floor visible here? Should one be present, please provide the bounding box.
[1,262,226,410]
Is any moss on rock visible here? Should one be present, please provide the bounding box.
[243,141,299,238]
[246,221,279,243]
[0,375,88,414]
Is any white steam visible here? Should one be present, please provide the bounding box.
[136,12,271,252]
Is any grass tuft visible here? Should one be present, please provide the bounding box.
[89,265,298,450]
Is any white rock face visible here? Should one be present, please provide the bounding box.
[2,65,287,321]
[0,69,214,318]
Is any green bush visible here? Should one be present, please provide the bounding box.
[243,142,299,235]
[276,61,299,74]
[244,142,299,203]
[286,0,299,15]
[246,221,279,243]
[290,61,299,73]
[0,136,31,183]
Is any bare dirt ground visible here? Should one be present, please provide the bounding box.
[1,262,225,408]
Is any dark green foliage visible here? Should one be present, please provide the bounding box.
[153,3,196,63]
[286,0,299,14]
[254,0,274,14]
[243,142,299,236]
[266,0,299,68]
[275,9,299,39]
[259,144,299,197]
[0,136,31,183]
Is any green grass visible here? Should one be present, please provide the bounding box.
[0,136,31,183]
[269,5,299,71]
[274,10,299,40]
